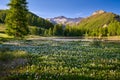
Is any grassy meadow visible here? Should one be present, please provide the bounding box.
[0,39,120,80]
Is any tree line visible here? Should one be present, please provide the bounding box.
[30,20,120,37]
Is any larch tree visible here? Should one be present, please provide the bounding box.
[5,0,29,38]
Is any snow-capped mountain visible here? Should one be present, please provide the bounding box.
[47,16,83,25]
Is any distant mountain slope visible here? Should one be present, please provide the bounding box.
[47,16,82,25]
[77,10,120,36]
[0,10,54,29]
[78,10,120,29]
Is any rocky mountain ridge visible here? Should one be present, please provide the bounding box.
[47,16,83,25]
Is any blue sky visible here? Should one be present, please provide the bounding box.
[0,0,120,18]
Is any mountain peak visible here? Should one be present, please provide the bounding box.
[47,16,83,25]
[92,10,106,16]
[54,16,66,19]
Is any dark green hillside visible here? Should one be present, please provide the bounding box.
[27,12,53,29]
[0,10,53,29]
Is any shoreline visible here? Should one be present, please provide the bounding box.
[26,36,120,42]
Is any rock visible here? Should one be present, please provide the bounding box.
[92,10,106,16]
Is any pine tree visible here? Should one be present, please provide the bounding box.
[5,0,29,38]
[53,24,63,36]
[44,30,48,36]
[48,28,53,36]
[64,25,70,36]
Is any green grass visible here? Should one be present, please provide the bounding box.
[0,49,29,80]
[0,24,14,40]
[0,48,28,61]
[0,33,13,38]
[0,24,11,43]
[0,24,6,32]
[0,40,120,80]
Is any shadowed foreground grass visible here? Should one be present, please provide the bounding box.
[0,49,29,80]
